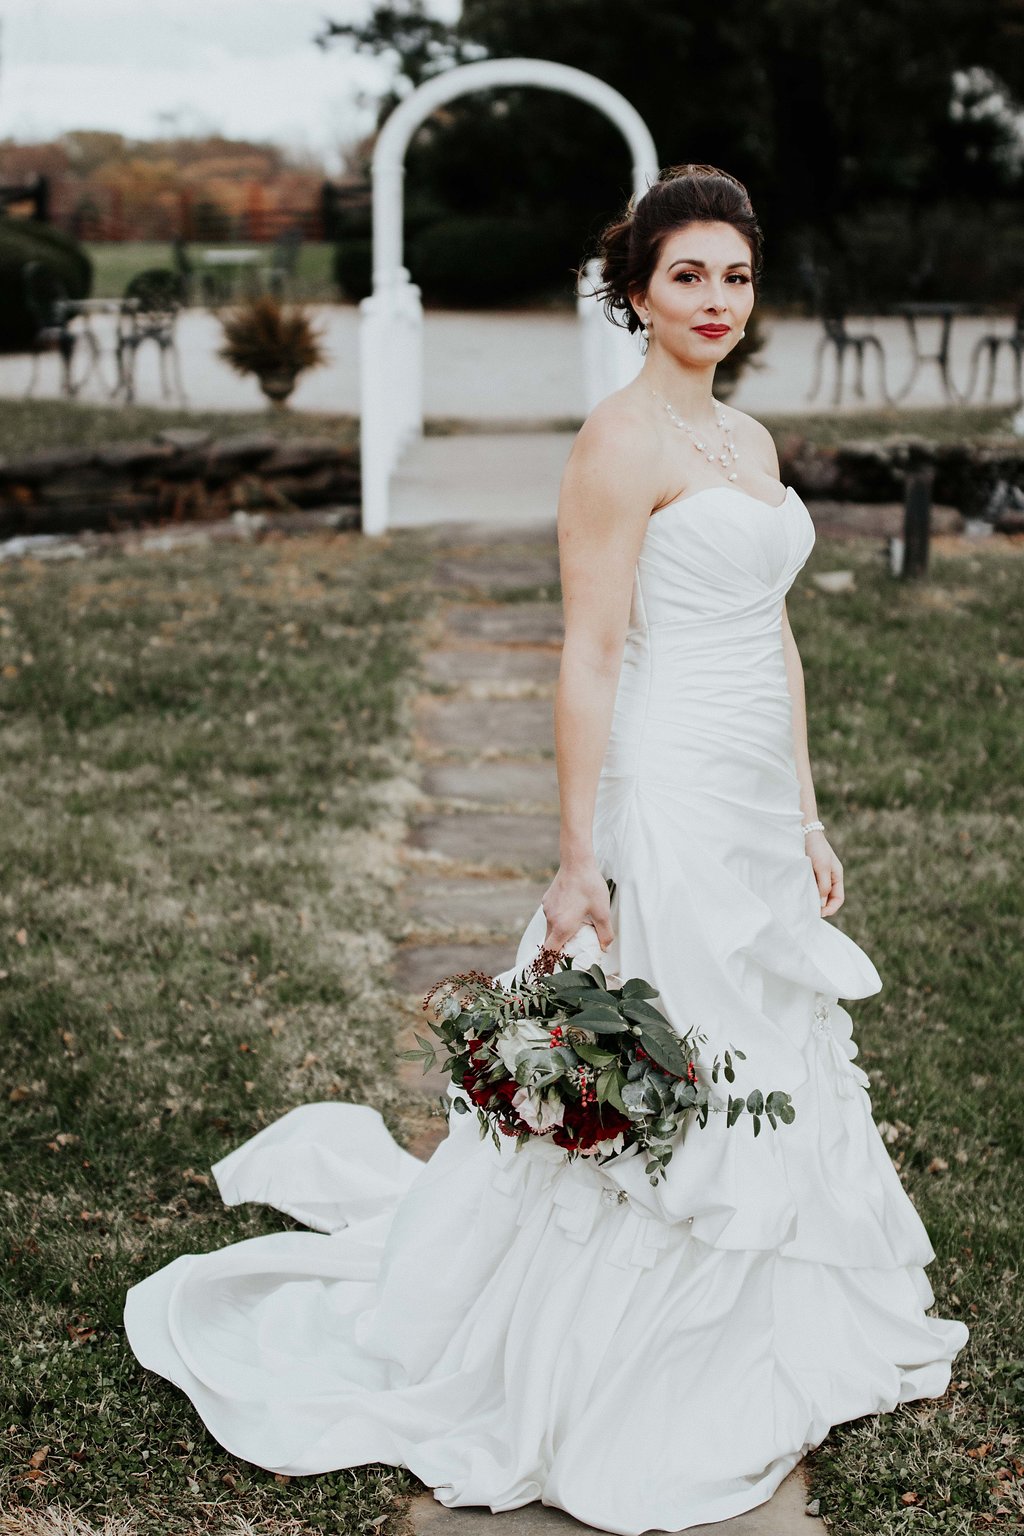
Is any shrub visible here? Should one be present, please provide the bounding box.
[333,238,373,302]
[0,218,92,351]
[407,215,571,305]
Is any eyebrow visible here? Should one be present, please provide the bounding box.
[668,258,751,270]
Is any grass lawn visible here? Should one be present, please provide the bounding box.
[0,519,1021,1534]
[761,404,1019,447]
[85,242,341,304]
[792,536,1024,1532]
[0,400,358,460]
[0,399,1016,466]
[0,526,434,1534]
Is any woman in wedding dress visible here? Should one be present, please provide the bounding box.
[123,164,969,1533]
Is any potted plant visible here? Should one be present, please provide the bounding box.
[216,293,327,408]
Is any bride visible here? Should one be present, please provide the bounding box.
[123,163,969,1534]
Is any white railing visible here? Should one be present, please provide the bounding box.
[359,271,423,536]
[576,255,646,412]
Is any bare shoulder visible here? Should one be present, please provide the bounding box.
[720,403,781,478]
[569,390,661,473]
[558,390,663,524]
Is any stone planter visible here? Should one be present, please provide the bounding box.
[257,368,300,408]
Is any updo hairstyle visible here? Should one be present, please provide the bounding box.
[584,163,764,337]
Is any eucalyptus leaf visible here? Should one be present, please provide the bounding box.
[572,1013,630,1034]
[635,1020,692,1076]
[573,989,621,1011]
[619,978,659,1000]
[605,1073,628,1115]
[572,1043,618,1067]
[545,971,598,996]
[621,998,673,1027]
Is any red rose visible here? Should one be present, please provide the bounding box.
[551,1099,631,1151]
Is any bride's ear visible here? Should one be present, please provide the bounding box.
[627,285,647,324]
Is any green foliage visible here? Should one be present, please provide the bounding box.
[0,217,92,351]
[333,236,374,301]
[407,949,793,1180]
[321,0,1024,297]
[408,215,576,305]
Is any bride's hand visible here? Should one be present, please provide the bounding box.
[806,829,844,916]
[541,856,615,954]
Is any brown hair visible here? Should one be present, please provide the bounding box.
[584,162,764,336]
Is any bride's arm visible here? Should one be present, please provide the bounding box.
[542,404,659,952]
[745,414,845,917]
[780,602,819,828]
[781,601,845,917]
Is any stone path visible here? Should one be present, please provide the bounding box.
[387,517,817,1533]
[390,517,563,1161]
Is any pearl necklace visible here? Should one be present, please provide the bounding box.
[649,387,740,481]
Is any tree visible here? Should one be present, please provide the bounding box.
[317,0,1024,299]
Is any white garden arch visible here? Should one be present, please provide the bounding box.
[359,57,659,534]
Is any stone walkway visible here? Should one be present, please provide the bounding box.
[391,517,563,1160]
[386,517,817,1534]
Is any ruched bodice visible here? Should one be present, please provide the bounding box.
[603,485,813,798]
[123,479,969,1536]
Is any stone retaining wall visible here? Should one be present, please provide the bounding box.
[0,429,361,539]
[779,433,1024,531]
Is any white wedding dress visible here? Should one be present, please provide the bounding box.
[123,483,969,1533]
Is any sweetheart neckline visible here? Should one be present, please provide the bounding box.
[650,484,795,519]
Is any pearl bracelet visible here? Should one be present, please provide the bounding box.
[802,819,825,836]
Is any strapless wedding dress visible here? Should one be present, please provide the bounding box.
[123,483,969,1534]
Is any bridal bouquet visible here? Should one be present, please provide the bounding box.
[401,892,795,1187]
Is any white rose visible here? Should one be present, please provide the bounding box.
[593,1129,627,1158]
[494,1019,552,1077]
[512,1085,566,1132]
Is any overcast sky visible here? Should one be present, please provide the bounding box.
[0,0,461,172]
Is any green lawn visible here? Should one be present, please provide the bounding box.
[0,398,1015,465]
[0,398,358,459]
[85,241,341,304]
[0,527,434,1534]
[791,538,1024,1532]
[0,522,1021,1534]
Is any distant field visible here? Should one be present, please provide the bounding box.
[85,241,340,302]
